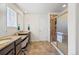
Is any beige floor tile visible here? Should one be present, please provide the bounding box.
[25,41,59,55]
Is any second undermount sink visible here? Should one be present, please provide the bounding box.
[0,38,12,45]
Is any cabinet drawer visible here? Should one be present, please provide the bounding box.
[0,43,14,55]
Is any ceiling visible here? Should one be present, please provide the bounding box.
[17,3,67,14]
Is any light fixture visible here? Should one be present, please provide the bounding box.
[62,4,66,8]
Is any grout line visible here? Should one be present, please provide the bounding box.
[51,42,64,55]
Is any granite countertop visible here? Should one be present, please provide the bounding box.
[0,36,21,50]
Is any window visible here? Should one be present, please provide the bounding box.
[7,7,17,27]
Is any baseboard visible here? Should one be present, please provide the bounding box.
[51,42,64,55]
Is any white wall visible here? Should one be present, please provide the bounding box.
[76,4,79,55]
[0,4,7,36]
[24,13,50,41]
[17,12,24,31]
[68,4,76,55]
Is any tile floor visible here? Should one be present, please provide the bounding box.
[25,41,59,55]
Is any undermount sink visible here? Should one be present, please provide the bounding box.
[0,38,12,45]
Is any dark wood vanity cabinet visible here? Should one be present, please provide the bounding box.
[0,43,15,55]
[0,32,31,55]
[0,38,21,55]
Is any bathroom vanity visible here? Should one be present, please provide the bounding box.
[0,31,30,55]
